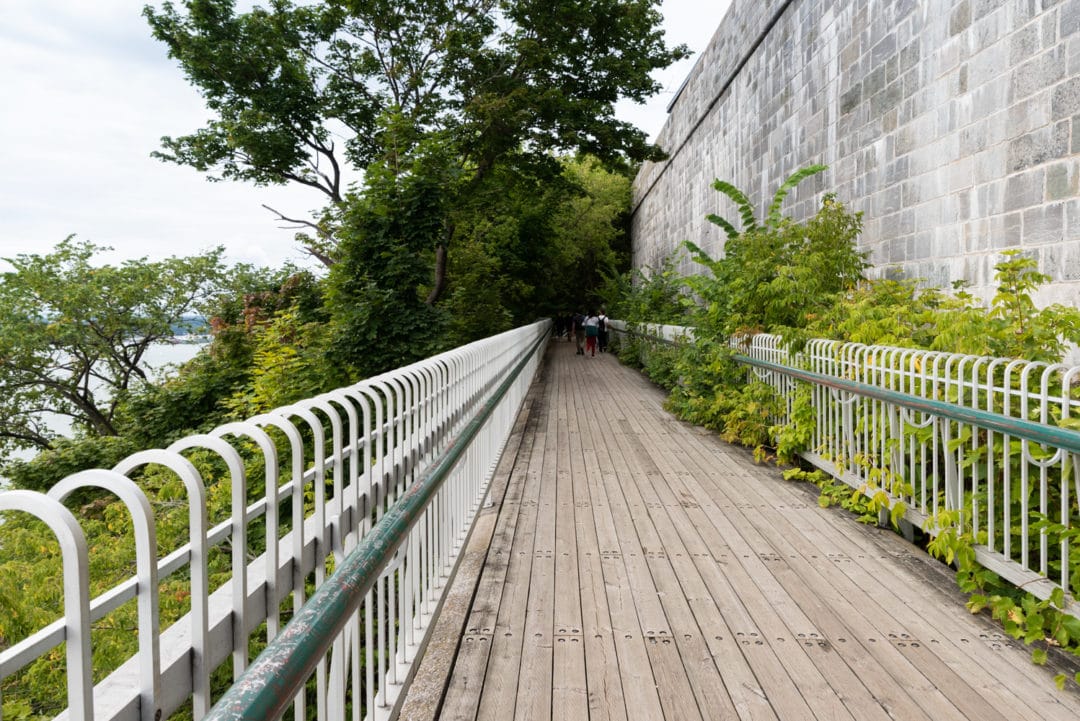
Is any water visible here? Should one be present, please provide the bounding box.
[0,341,206,487]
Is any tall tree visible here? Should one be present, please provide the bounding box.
[144,0,686,294]
[0,238,225,456]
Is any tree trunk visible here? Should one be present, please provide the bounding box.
[425,243,448,305]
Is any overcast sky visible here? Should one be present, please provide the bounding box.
[0,1,732,271]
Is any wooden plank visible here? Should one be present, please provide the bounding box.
[717,443,1080,721]
[648,431,979,721]
[677,424,1080,721]
[419,342,1080,721]
[591,377,821,721]
[473,382,549,721]
[510,360,561,721]
[619,434,889,721]
[568,356,665,721]
[437,388,543,720]
[575,364,737,721]
[600,448,756,719]
[599,367,942,721]
[564,354,628,721]
[552,353,589,720]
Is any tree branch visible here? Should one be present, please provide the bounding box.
[261,205,338,268]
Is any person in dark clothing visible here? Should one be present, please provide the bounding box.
[573,311,586,355]
[597,310,609,353]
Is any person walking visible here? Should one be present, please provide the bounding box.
[584,310,600,357]
[573,311,586,355]
[597,310,609,353]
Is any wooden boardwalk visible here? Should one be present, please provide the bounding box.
[401,339,1080,720]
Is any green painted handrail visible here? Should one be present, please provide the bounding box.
[734,354,1080,455]
[202,328,549,721]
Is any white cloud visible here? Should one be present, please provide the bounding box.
[0,0,731,269]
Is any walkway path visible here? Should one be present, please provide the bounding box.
[401,338,1080,720]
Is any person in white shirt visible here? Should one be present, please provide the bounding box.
[584,311,600,357]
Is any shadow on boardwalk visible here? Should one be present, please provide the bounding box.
[402,339,1080,721]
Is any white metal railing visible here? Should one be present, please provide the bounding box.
[612,321,1080,616]
[0,321,550,721]
[739,334,1080,612]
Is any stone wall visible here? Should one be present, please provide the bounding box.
[632,0,1080,305]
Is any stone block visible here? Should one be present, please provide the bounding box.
[864,63,888,97]
[841,84,863,114]
[973,9,1006,52]
[900,41,922,73]
[975,0,1008,18]
[957,188,975,220]
[1052,75,1080,119]
[1073,114,1080,152]
[1010,22,1041,64]
[1043,10,1059,48]
[1010,47,1067,101]
[1063,0,1080,37]
[977,180,1005,215]
[885,155,911,185]
[1004,168,1047,211]
[888,236,908,262]
[951,0,973,35]
[1046,160,1080,199]
[1007,89,1052,135]
[916,198,945,231]
[895,0,920,21]
[1066,198,1080,239]
[961,122,989,155]
[886,55,902,84]
[871,81,905,115]
[1006,121,1070,171]
[1023,202,1066,243]
[997,211,1024,247]
[1041,241,1080,280]
[1010,0,1042,25]
[914,231,934,259]
[841,36,861,69]
[950,156,976,192]
[872,32,898,67]
[972,75,1008,118]
[970,42,1009,88]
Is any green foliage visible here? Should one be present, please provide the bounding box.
[606,253,688,327]
[224,309,336,417]
[802,250,1080,361]
[0,442,252,717]
[706,164,827,238]
[1,436,141,494]
[145,0,686,277]
[0,238,226,458]
[442,238,516,346]
[782,467,878,522]
[545,156,633,312]
[326,148,451,379]
[438,154,632,340]
[687,191,867,338]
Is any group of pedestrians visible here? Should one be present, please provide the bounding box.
[554,310,609,357]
